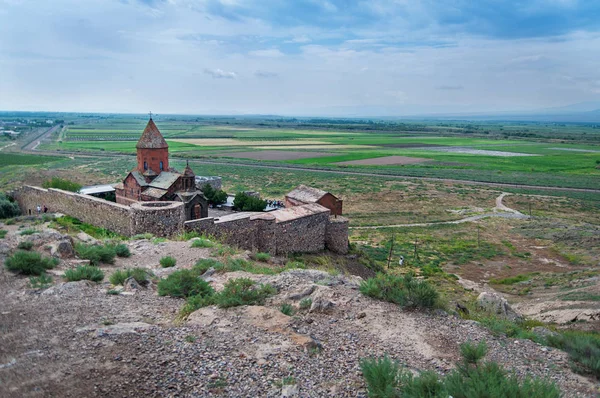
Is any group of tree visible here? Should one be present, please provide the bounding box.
[42,178,81,192]
[0,193,20,219]
[233,192,267,212]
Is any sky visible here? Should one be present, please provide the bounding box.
[1,0,600,116]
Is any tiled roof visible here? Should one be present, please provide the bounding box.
[130,171,149,187]
[136,118,168,149]
[149,172,180,190]
[286,185,329,203]
[143,187,168,199]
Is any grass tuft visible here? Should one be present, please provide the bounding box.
[360,272,440,309]
[17,241,34,250]
[109,268,152,286]
[160,256,177,268]
[114,243,131,258]
[29,274,53,289]
[280,303,295,316]
[64,265,104,282]
[158,269,214,298]
[74,243,116,265]
[5,250,59,275]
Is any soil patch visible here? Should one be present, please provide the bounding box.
[336,156,429,166]
[220,150,337,161]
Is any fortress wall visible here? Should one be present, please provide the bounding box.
[274,211,329,255]
[325,216,349,254]
[15,186,133,236]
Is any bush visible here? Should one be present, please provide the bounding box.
[280,303,295,316]
[17,241,34,250]
[233,192,266,211]
[42,177,82,192]
[114,244,131,258]
[29,274,53,289]
[360,272,440,309]
[0,193,20,219]
[109,268,152,286]
[0,230,7,239]
[360,340,560,398]
[547,331,600,377]
[160,256,177,268]
[5,250,58,275]
[212,278,276,308]
[193,258,223,275]
[158,269,214,298]
[74,243,116,265]
[20,229,37,236]
[360,355,400,398]
[299,298,312,310]
[252,252,271,262]
[191,238,214,248]
[460,340,488,365]
[64,265,104,282]
[201,184,228,206]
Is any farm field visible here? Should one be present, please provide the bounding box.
[32,114,600,190]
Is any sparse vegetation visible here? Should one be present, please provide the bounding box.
[160,256,177,268]
[547,331,600,378]
[0,229,7,239]
[299,298,312,310]
[211,278,277,309]
[191,238,214,248]
[158,269,214,298]
[17,241,34,250]
[360,272,440,309]
[20,228,37,235]
[5,250,59,275]
[53,215,121,239]
[109,268,152,286]
[74,243,116,265]
[64,265,104,282]
[252,252,271,262]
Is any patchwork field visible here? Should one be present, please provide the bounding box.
[336,155,429,165]
[220,150,337,161]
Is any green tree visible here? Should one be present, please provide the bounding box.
[201,184,228,206]
[233,192,266,211]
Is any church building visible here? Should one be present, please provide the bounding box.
[115,117,208,220]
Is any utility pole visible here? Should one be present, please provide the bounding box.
[387,235,395,269]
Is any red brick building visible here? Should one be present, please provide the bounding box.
[115,118,208,220]
[285,184,343,216]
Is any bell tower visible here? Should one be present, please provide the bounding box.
[136,116,168,175]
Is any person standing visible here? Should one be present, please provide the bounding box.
[36,204,41,214]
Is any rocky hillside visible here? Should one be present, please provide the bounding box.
[0,218,598,397]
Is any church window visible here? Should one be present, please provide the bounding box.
[144,161,148,170]
[160,161,164,171]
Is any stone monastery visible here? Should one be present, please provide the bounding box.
[15,118,349,255]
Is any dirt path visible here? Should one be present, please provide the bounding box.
[0,143,16,151]
[352,193,529,229]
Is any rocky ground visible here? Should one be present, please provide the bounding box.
[0,220,599,397]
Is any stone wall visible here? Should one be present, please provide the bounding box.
[325,216,349,254]
[15,186,185,237]
[275,211,329,254]
[195,176,222,191]
[14,186,133,236]
[130,202,185,237]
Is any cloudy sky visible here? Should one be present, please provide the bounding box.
[1,0,599,116]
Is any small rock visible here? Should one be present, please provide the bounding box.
[357,312,366,319]
[123,277,141,292]
[282,384,299,397]
[309,298,335,313]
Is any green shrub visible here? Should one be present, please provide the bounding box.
[201,184,228,206]
[299,298,312,310]
[0,193,20,219]
[158,269,214,298]
[212,278,276,309]
[17,241,34,250]
[5,250,58,275]
[42,177,81,192]
[74,243,116,265]
[284,260,306,270]
[252,252,271,262]
[547,331,600,378]
[460,340,488,365]
[109,268,152,286]
[360,355,400,398]
[191,238,214,248]
[233,192,266,211]
[114,244,131,258]
[0,229,7,239]
[107,289,120,295]
[280,303,295,316]
[131,233,154,240]
[4,218,15,225]
[193,258,223,274]
[20,229,37,236]
[360,272,440,309]
[64,265,104,282]
[160,256,177,268]
[29,274,53,289]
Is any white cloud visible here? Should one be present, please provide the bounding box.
[248,49,284,57]
[204,68,237,79]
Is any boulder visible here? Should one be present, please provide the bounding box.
[477,292,522,321]
[123,277,141,292]
[286,285,316,301]
[309,297,335,313]
[50,239,74,258]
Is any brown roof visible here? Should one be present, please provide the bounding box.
[136,118,168,149]
[285,185,330,203]
[142,187,168,199]
[183,161,195,177]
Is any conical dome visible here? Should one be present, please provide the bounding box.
[136,118,168,149]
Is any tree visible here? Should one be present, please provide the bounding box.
[0,193,20,219]
[201,184,228,206]
[233,192,266,212]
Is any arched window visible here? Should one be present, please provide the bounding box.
[160,161,164,171]
[144,161,148,170]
